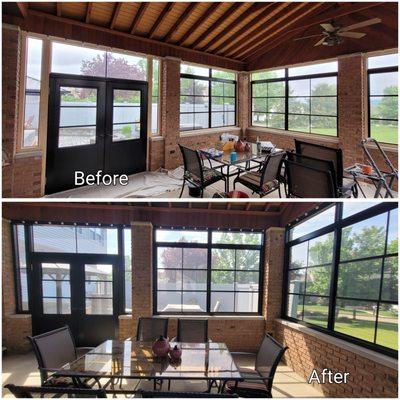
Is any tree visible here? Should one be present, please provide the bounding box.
[374,86,397,120]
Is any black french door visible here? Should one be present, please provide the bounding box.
[30,253,121,347]
[46,74,148,194]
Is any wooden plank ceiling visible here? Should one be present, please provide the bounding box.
[4,2,397,68]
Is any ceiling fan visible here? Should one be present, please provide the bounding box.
[294,18,382,46]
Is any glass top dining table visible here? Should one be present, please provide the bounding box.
[200,149,266,193]
[53,340,242,393]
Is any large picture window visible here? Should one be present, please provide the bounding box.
[251,61,338,137]
[284,203,398,356]
[154,228,263,314]
[180,64,236,131]
[368,53,398,145]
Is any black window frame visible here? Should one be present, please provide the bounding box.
[251,67,338,137]
[282,202,398,358]
[153,226,264,315]
[180,67,237,131]
[11,221,132,315]
[367,58,398,145]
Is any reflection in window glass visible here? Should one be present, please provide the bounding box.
[287,294,303,319]
[340,213,387,260]
[23,37,43,148]
[381,256,397,302]
[33,225,77,253]
[77,227,118,254]
[290,206,335,240]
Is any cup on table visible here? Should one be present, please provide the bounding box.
[230,151,237,162]
[362,165,373,174]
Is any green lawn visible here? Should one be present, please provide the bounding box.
[370,125,398,145]
[299,305,398,350]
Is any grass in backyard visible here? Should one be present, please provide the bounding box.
[371,125,398,145]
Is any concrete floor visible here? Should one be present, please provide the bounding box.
[2,351,323,398]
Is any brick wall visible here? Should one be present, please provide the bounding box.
[131,221,153,337]
[2,219,32,352]
[275,321,398,398]
[263,228,285,333]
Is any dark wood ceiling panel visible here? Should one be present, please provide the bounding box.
[2,2,397,71]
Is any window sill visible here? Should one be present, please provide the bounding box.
[180,126,241,138]
[150,135,164,142]
[276,319,398,370]
[246,127,340,144]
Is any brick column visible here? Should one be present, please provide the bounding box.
[262,227,285,334]
[237,72,250,138]
[131,221,153,337]
[338,54,367,167]
[2,219,32,352]
[161,57,181,170]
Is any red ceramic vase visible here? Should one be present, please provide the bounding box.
[169,344,182,360]
[234,140,246,152]
[152,336,170,357]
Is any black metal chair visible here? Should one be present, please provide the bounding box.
[138,390,238,398]
[177,319,208,343]
[233,152,285,197]
[225,334,288,398]
[179,145,226,198]
[4,384,107,398]
[27,326,95,387]
[136,317,169,341]
[285,158,339,198]
[294,139,357,197]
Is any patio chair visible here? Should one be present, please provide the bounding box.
[177,319,208,343]
[225,334,288,398]
[294,139,357,197]
[233,151,285,197]
[27,326,95,387]
[285,158,340,198]
[138,390,238,397]
[4,384,107,398]
[136,317,169,342]
[179,145,226,198]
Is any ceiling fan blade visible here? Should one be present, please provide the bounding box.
[340,18,381,32]
[293,34,324,41]
[320,23,336,32]
[314,37,326,46]
[338,31,366,39]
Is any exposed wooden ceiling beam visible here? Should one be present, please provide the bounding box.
[130,2,150,35]
[16,2,28,18]
[213,2,290,55]
[163,2,198,42]
[198,2,272,52]
[229,2,321,59]
[85,2,92,24]
[177,2,221,46]
[109,2,122,30]
[190,2,243,49]
[56,3,62,17]
[148,2,174,39]
[243,1,385,62]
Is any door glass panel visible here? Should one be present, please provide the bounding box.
[41,263,71,314]
[58,87,97,148]
[112,89,141,142]
[85,264,113,315]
